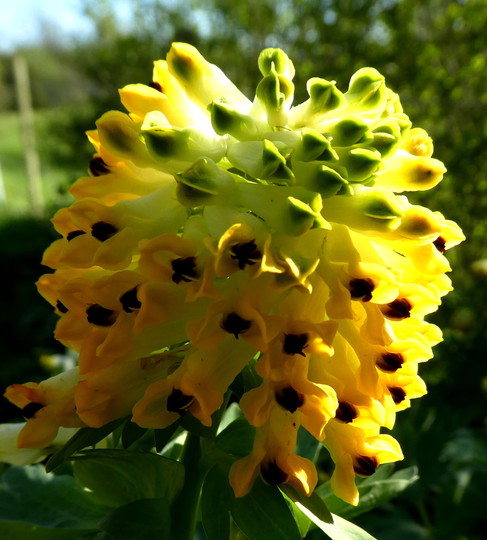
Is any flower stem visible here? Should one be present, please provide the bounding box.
[171,431,203,540]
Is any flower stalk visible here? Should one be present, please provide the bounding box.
[171,431,203,540]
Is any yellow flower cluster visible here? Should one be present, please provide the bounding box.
[4,44,464,505]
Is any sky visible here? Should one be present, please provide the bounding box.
[0,0,132,52]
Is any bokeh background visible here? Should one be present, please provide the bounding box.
[1,1,486,538]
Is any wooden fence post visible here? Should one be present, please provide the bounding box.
[13,54,44,216]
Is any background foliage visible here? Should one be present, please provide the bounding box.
[1,0,486,538]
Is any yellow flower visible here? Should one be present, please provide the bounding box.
[0,424,79,465]
[230,406,318,497]
[4,369,84,448]
[4,44,463,505]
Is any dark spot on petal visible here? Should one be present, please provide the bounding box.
[56,300,68,314]
[377,352,404,372]
[86,304,117,326]
[275,386,305,413]
[221,312,252,339]
[171,256,199,283]
[166,388,194,415]
[119,287,141,313]
[22,402,44,419]
[283,333,308,356]
[389,386,407,404]
[335,401,358,423]
[148,81,163,92]
[433,236,446,253]
[91,221,118,241]
[381,298,412,320]
[230,240,262,270]
[349,278,375,302]
[353,455,378,477]
[261,460,288,486]
[66,230,85,241]
[89,156,110,177]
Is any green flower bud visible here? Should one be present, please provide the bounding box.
[256,71,295,127]
[142,112,227,163]
[285,194,327,235]
[96,111,152,167]
[293,129,338,162]
[258,48,295,79]
[176,158,235,207]
[227,139,294,183]
[293,161,349,198]
[322,186,405,232]
[209,101,268,140]
[290,78,346,127]
[336,148,382,183]
[233,184,325,235]
[369,118,402,157]
[345,68,386,113]
[325,117,372,147]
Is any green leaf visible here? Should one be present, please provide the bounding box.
[318,466,418,520]
[120,421,150,449]
[0,521,93,540]
[296,426,321,462]
[153,423,179,453]
[201,465,231,540]
[45,418,127,473]
[216,417,255,458]
[71,449,184,508]
[0,465,106,530]
[100,498,170,540]
[230,477,301,540]
[280,484,333,524]
[307,512,377,540]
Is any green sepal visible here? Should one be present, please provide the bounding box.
[345,67,386,112]
[176,158,235,207]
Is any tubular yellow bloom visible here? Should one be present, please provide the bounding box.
[4,44,463,504]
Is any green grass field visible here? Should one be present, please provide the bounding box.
[0,111,74,215]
